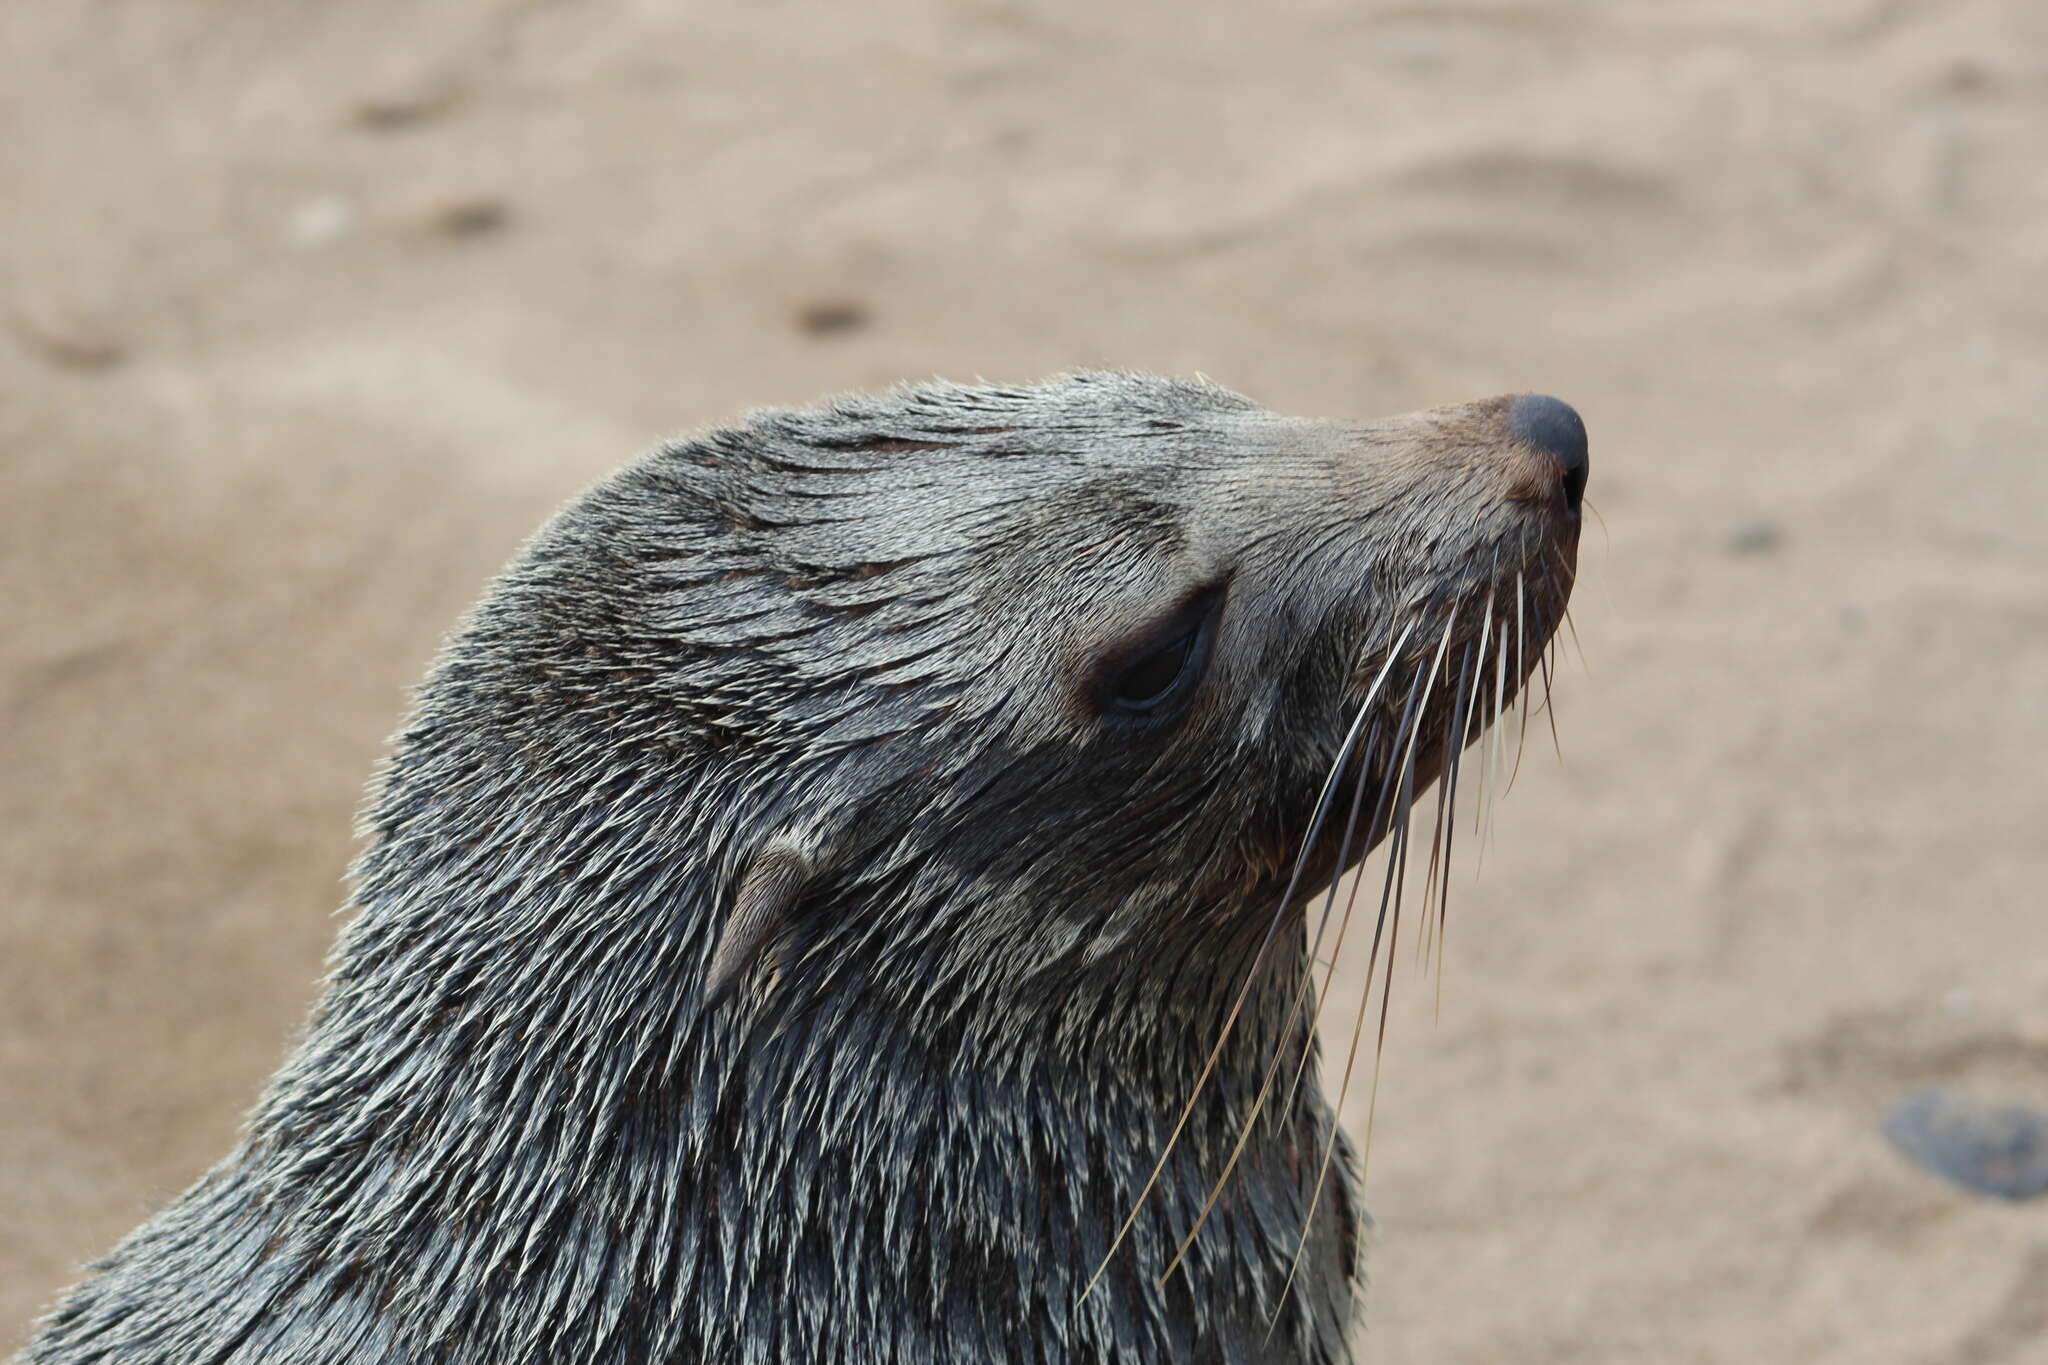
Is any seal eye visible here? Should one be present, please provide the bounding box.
[1113,629,1198,709]
[1099,588,1223,721]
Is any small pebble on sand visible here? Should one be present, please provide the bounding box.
[1884,1088,2048,1202]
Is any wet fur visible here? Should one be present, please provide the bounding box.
[19,372,1575,1364]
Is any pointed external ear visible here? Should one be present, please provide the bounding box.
[702,842,814,1009]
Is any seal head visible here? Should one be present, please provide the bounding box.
[21,373,1582,1365]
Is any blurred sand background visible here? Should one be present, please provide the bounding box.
[6,1,2048,1359]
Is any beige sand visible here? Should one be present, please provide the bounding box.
[6,2,2047,1359]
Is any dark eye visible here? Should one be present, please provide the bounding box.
[1113,629,1198,708]
[1098,589,1223,721]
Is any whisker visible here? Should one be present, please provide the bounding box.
[1420,641,1473,970]
[1535,546,1586,681]
[1080,812,1328,1305]
[1540,630,1563,761]
[1275,651,1434,1126]
[1481,620,1507,856]
[1581,498,1615,622]
[1548,543,1577,585]
[1463,603,1495,841]
[1156,709,1383,1284]
[1269,610,1452,1314]
[1561,597,1589,677]
[1299,716,1382,992]
[1507,572,1532,795]
[1433,644,1473,1012]
[1392,610,1459,837]
[1288,563,1573,1326]
[1091,616,1417,1307]
[1294,613,1420,972]
[1279,838,1370,1121]
[1286,616,1422,907]
[1274,711,1421,1322]
[1463,601,1493,762]
[1521,595,1564,761]
[1390,726,1419,1003]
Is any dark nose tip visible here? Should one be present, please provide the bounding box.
[1508,394,1588,514]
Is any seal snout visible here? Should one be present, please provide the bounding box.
[1507,393,1588,515]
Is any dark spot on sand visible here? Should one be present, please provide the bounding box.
[430,198,511,238]
[8,307,128,372]
[795,299,872,337]
[354,79,462,131]
[1726,519,1784,555]
[1883,1088,2048,1202]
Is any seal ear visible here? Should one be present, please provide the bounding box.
[702,842,813,1009]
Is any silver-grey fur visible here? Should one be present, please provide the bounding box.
[17,371,1580,1364]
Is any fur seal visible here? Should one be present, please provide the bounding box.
[17,372,1585,1364]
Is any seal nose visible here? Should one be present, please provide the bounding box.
[1508,394,1588,514]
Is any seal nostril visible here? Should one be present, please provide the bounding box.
[1508,393,1588,514]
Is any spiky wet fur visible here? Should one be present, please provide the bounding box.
[19,372,1578,1364]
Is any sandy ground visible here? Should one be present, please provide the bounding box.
[6,1,2048,1359]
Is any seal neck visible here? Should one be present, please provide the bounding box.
[192,732,1353,1359]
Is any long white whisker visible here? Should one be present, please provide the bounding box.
[1098,616,1418,1306]
[1508,572,1532,793]
[1271,609,1456,1315]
